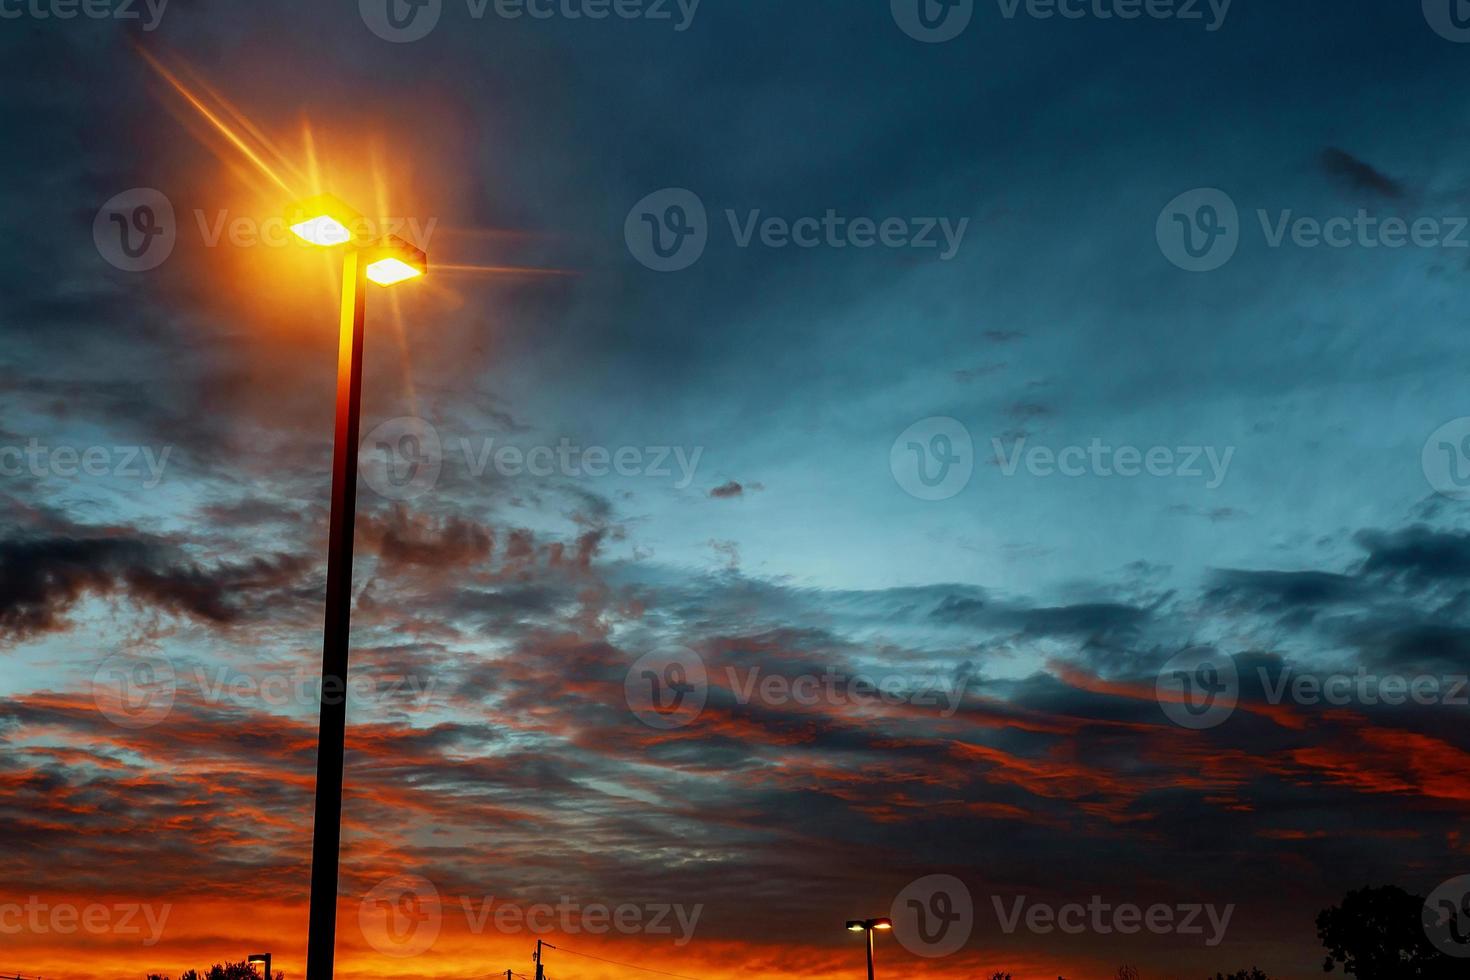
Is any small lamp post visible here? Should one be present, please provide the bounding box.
[844,917,892,980]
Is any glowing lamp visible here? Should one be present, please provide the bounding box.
[364,235,427,287]
[287,194,362,247]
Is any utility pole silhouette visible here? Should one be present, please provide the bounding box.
[534,939,556,980]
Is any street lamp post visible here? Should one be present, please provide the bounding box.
[246,953,271,980]
[288,195,427,980]
[844,917,892,980]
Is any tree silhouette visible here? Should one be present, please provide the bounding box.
[1209,970,1273,980]
[150,962,282,980]
[1316,885,1457,978]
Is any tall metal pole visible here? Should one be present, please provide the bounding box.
[865,927,874,980]
[305,249,367,980]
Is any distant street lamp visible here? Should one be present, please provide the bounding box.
[246,953,271,980]
[845,917,892,980]
[288,193,428,980]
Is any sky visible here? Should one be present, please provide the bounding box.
[5,1,1470,978]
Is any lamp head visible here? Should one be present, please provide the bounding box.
[287,194,363,247]
[364,234,428,286]
[871,918,893,930]
[846,920,866,932]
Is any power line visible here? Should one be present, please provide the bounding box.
[551,945,706,980]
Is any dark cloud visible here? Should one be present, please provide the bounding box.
[1206,568,1362,610]
[1356,525,1470,582]
[1319,147,1405,199]
[0,527,308,639]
